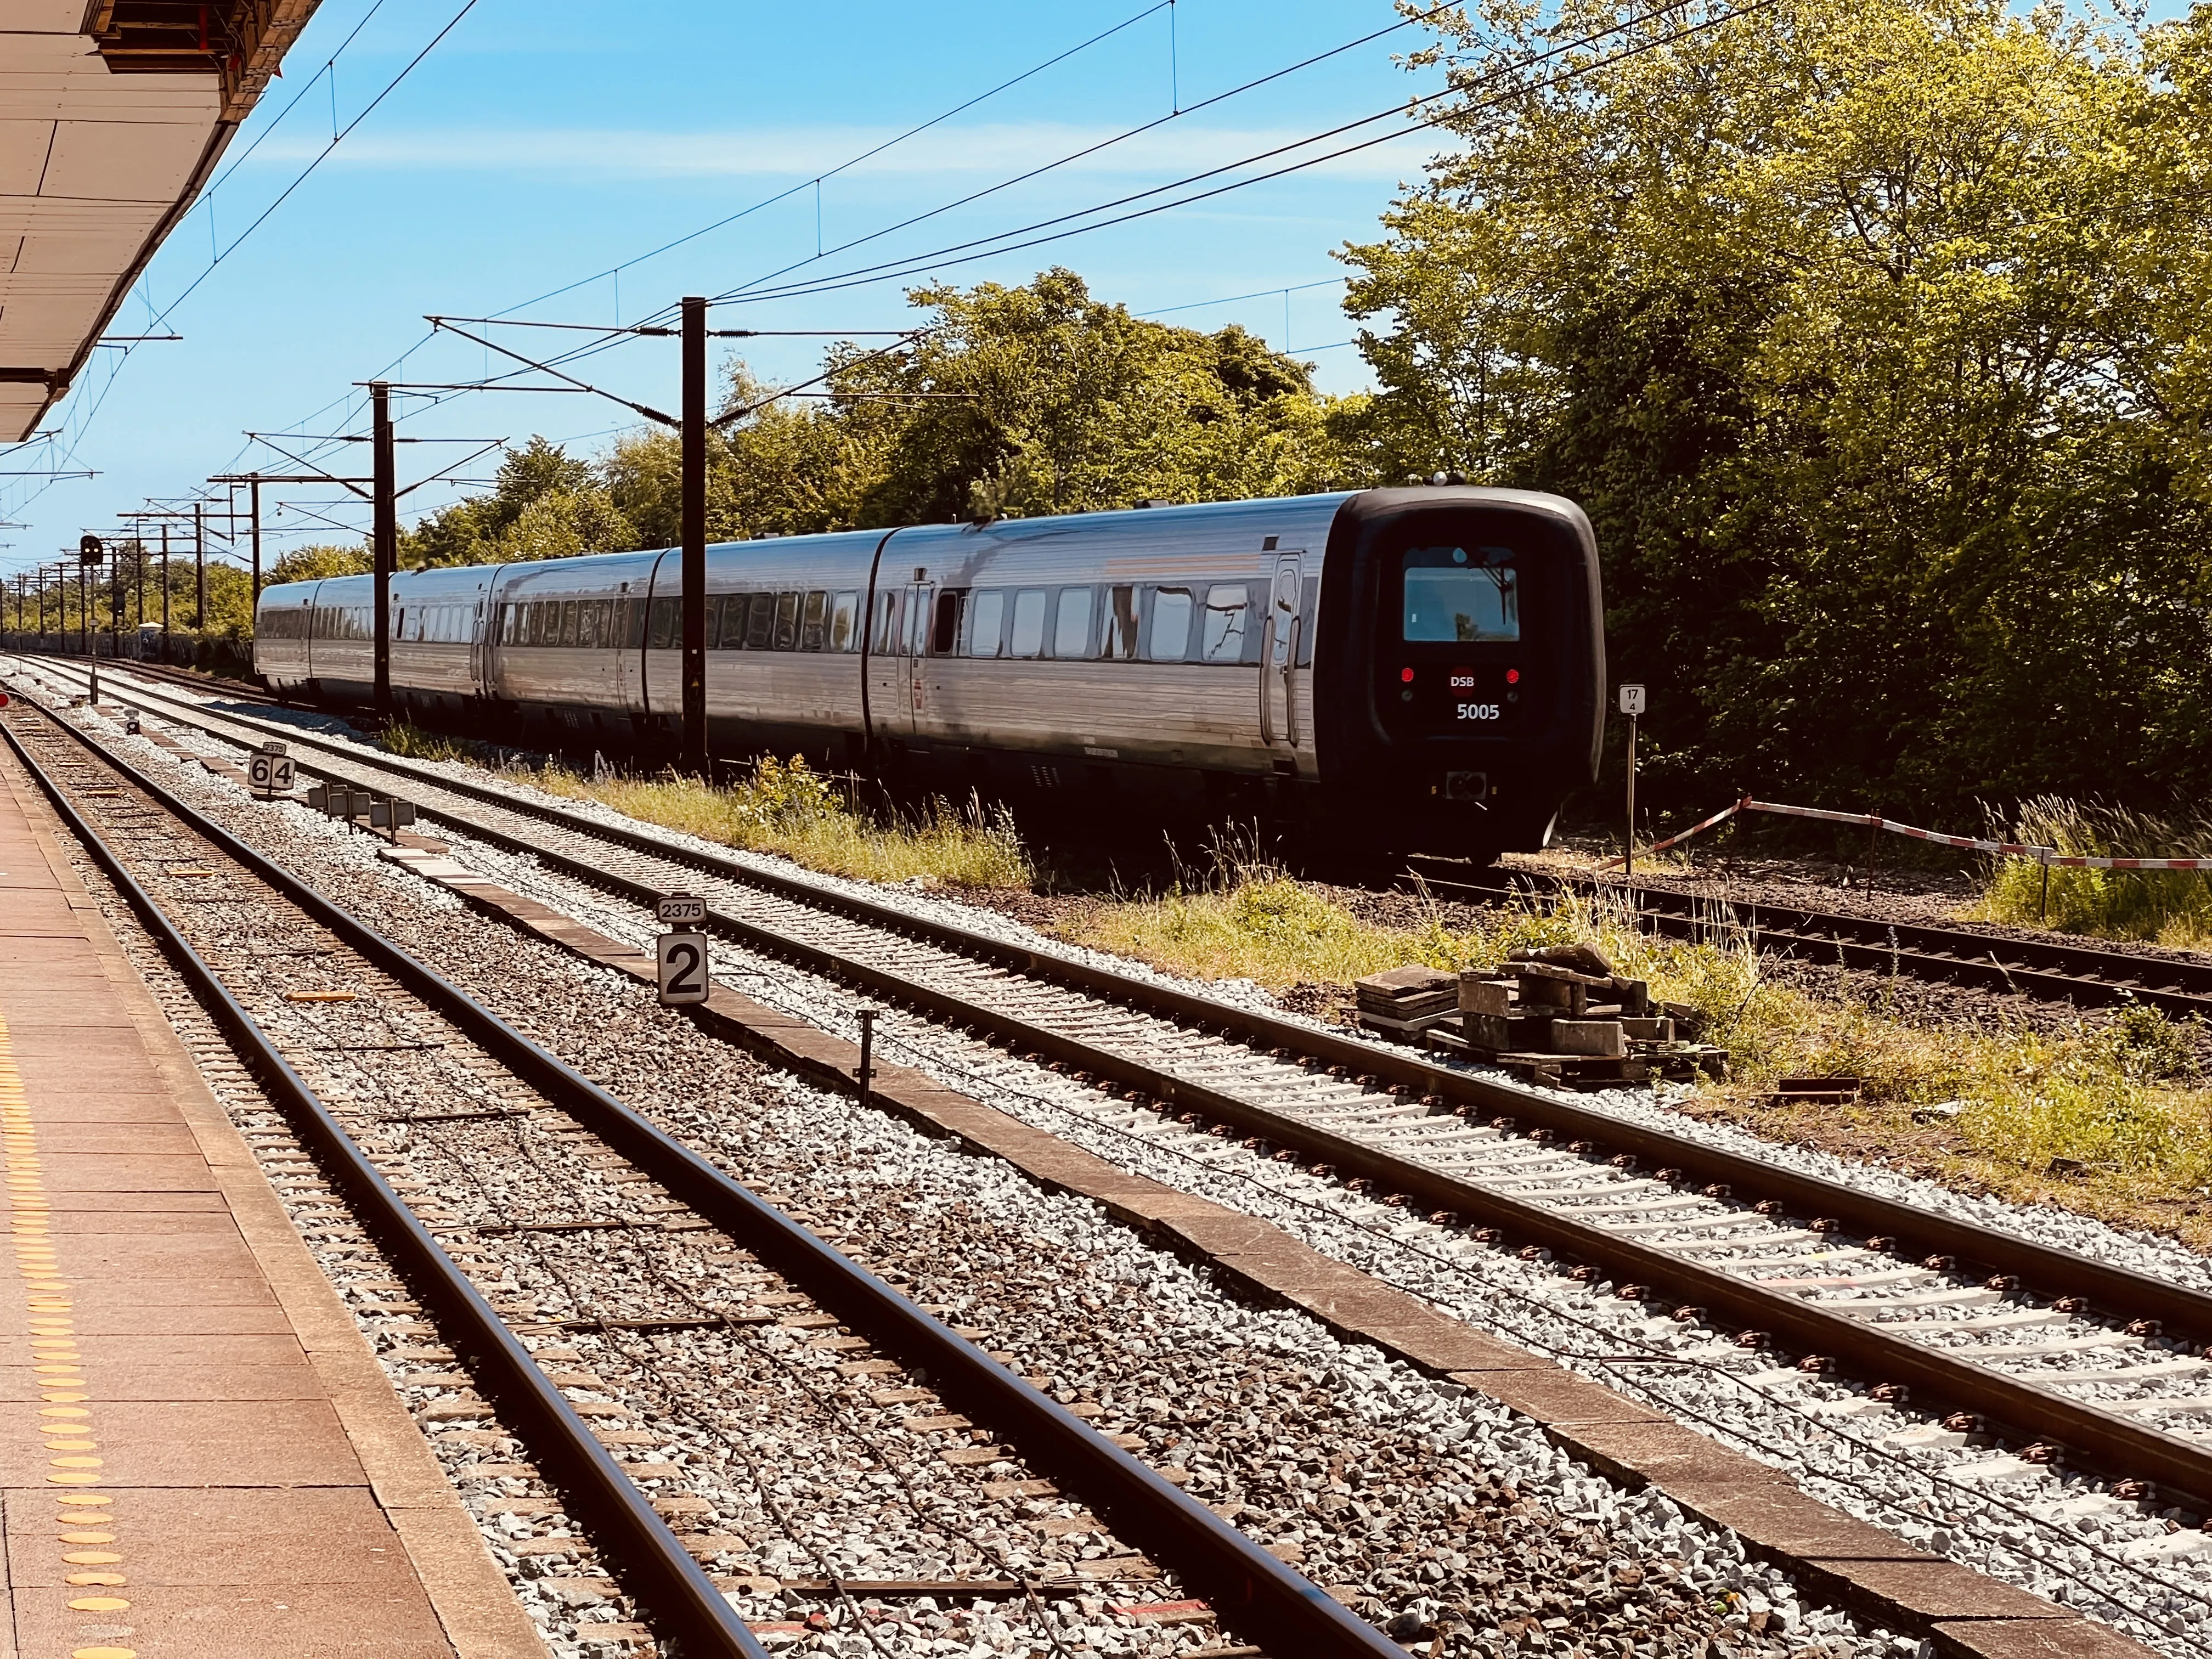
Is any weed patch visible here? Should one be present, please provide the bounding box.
[515,754,1033,890]
[1976,795,2212,948]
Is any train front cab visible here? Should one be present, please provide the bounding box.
[1310,487,1605,863]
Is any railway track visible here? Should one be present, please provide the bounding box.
[27,659,2212,1516]
[26,646,2210,1021]
[1409,859,2212,1020]
[1,690,1401,1658]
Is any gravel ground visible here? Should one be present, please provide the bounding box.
[0,686,1901,1659]
[91,681,2212,1654]
[35,669,2212,1656]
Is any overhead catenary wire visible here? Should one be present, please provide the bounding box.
[88,0,1470,523]
[708,0,1779,308]
[487,0,1184,322]
[612,1,1472,332]
[141,0,487,335]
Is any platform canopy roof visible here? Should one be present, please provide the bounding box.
[0,0,322,441]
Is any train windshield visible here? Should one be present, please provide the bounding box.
[1402,545,1518,642]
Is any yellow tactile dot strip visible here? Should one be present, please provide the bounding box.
[0,1012,136,1659]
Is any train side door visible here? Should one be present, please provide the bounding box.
[1260,553,1304,747]
[902,580,934,733]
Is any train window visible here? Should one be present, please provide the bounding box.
[802,590,830,651]
[1052,586,1093,659]
[1009,589,1048,658]
[1402,545,1519,642]
[932,590,964,656]
[1108,586,1139,659]
[551,601,573,647]
[871,591,899,653]
[618,597,643,648]
[772,591,800,650]
[647,596,676,649]
[1147,586,1194,661]
[1201,585,1250,663]
[737,592,768,649]
[830,591,858,652]
[573,601,595,650]
[967,590,1005,658]
[716,597,752,650]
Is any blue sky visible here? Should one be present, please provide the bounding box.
[3,0,1449,582]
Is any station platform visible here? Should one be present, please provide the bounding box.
[0,738,538,1658]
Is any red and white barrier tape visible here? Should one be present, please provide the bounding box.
[1605,797,2212,871]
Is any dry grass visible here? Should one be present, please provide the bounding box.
[515,752,1030,891]
[377,722,1031,889]
[1975,795,2212,949]
[1066,860,2212,1241]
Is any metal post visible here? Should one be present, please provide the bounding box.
[193,499,205,639]
[250,476,263,602]
[1623,714,1637,882]
[76,561,86,658]
[856,1007,877,1110]
[680,295,708,776]
[2040,858,2050,924]
[87,559,100,705]
[372,381,396,716]
[160,524,171,661]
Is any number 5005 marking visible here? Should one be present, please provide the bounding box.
[656,932,709,1005]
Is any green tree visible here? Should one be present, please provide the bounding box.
[405,436,636,567]
[1344,0,2212,818]
[266,544,372,584]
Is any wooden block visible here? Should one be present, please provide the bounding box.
[1458,975,1514,1016]
[1621,1016,1674,1041]
[1463,1013,1558,1053]
[1356,964,1455,997]
[1519,975,1588,1016]
[1550,1019,1627,1058]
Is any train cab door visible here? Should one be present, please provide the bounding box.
[1260,552,1305,748]
[901,580,934,734]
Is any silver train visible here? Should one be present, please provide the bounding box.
[254,487,1605,859]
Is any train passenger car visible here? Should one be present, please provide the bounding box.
[256,486,1605,860]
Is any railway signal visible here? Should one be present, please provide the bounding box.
[1619,683,1646,879]
[656,894,709,1004]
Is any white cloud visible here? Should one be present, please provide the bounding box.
[242,119,1437,184]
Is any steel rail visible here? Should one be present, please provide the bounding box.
[1413,865,2212,1019]
[6,695,1400,1659]
[52,664,2212,1355]
[40,672,2212,1511]
[32,650,2210,1013]
[0,712,771,1659]
[16,650,280,706]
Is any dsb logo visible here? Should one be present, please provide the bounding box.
[1448,670,1477,690]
